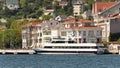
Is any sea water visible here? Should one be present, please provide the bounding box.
[0,54,120,68]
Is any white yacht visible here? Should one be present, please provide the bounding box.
[33,38,104,54]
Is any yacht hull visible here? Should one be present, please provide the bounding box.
[34,48,103,54]
[33,43,104,54]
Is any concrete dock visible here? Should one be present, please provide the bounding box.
[0,49,35,54]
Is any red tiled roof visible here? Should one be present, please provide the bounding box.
[64,19,93,24]
[23,22,42,27]
[92,2,117,14]
[31,22,42,26]
[42,20,50,23]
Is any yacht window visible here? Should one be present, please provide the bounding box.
[44,46,52,48]
[52,41,65,43]
[68,41,75,43]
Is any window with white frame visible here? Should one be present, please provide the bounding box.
[61,31,67,36]
[96,30,102,36]
[79,31,81,36]
[83,31,86,36]
[22,34,26,39]
[88,30,94,37]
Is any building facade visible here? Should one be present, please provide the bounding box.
[22,19,102,49]
[98,13,120,42]
[92,1,120,42]
[72,0,84,16]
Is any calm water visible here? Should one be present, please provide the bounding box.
[0,54,120,68]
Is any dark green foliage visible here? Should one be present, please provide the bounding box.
[0,31,4,48]
[0,0,74,19]
[0,29,22,49]
[54,3,73,16]
[42,0,52,8]
[40,15,52,21]
[1,0,118,19]
[87,0,95,10]
[3,29,22,49]
[0,0,44,19]
[109,33,120,41]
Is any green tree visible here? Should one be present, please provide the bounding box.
[10,29,22,48]
[35,0,43,7]
[4,30,11,48]
[52,1,59,8]
[117,38,120,43]
[35,8,43,18]
[87,0,95,10]
[64,5,73,16]
[109,33,120,41]
[0,31,4,48]
[41,15,52,20]
[54,7,66,16]
[101,0,110,2]
[20,0,27,8]
[6,16,18,28]
[42,0,52,8]
[3,29,21,49]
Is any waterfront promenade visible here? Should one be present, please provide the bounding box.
[0,49,35,54]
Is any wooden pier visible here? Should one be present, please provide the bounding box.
[0,49,35,54]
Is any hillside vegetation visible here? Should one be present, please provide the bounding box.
[0,0,119,48]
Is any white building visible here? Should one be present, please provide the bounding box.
[92,1,120,42]
[43,9,54,15]
[97,13,120,42]
[63,19,102,43]
[22,19,102,49]
[72,0,84,16]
